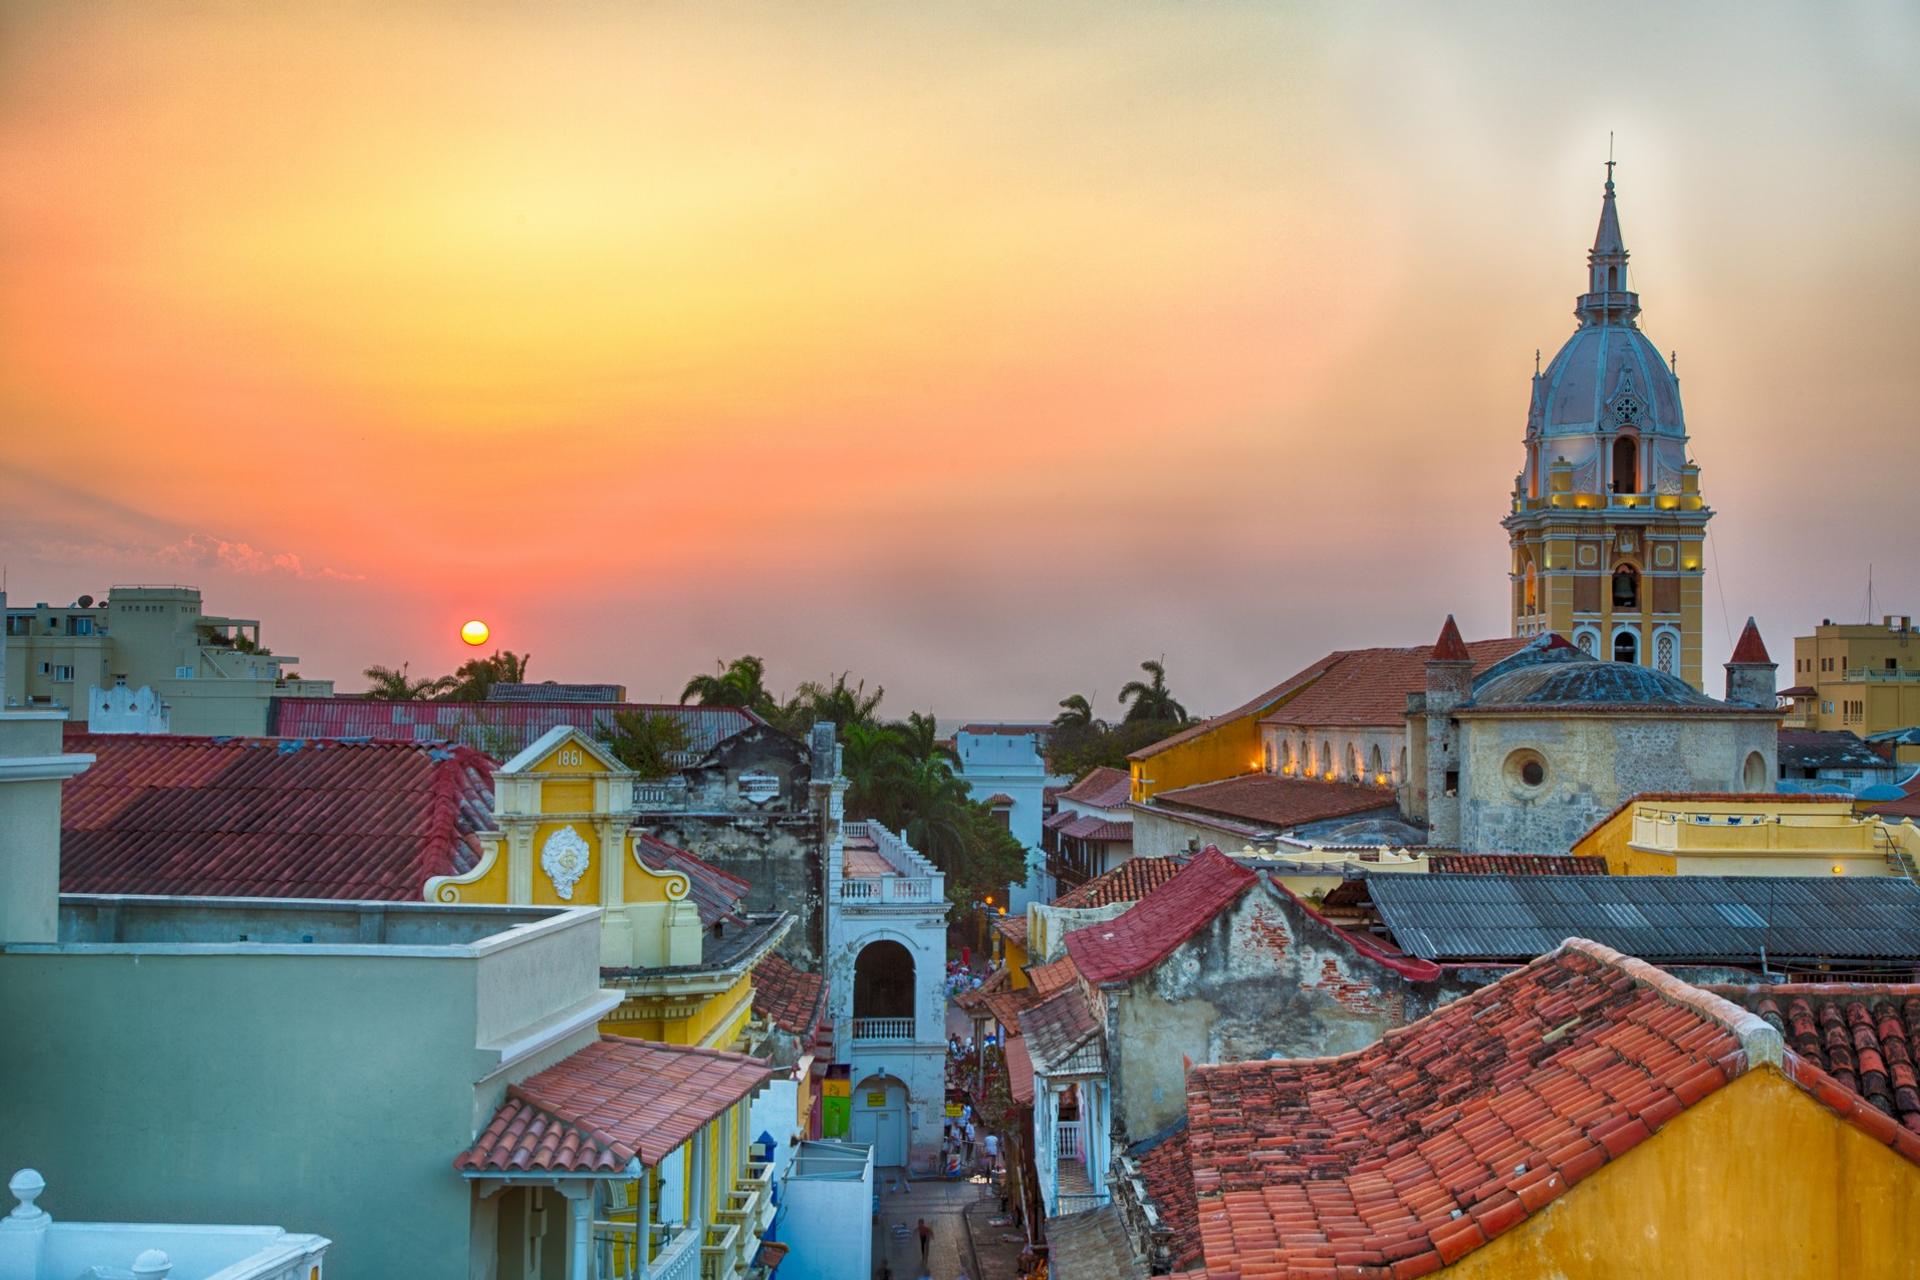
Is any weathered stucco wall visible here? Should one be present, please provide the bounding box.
[1456,713,1777,854]
[1109,879,1471,1140]
[1130,806,1269,860]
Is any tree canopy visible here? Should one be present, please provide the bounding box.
[1047,658,1192,777]
[360,651,530,702]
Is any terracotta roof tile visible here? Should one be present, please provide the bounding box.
[1131,1122,1202,1272]
[1059,814,1133,842]
[984,984,1043,1033]
[1150,774,1392,831]
[1714,984,1920,1135]
[993,913,1030,947]
[1870,778,1920,821]
[1130,658,1345,761]
[1065,849,1257,985]
[1019,983,1105,1076]
[271,697,760,762]
[1729,617,1773,665]
[457,1037,774,1172]
[1028,954,1081,997]
[752,952,828,1042]
[1261,637,1528,728]
[1183,941,1754,1277]
[1053,856,1189,909]
[1425,853,1608,876]
[60,732,495,900]
[635,832,752,927]
[1006,1035,1035,1105]
[1432,615,1471,662]
[1060,766,1133,808]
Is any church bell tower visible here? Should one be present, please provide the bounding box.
[1503,164,1712,689]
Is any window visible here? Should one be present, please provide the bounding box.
[70,616,93,636]
[1655,631,1677,674]
[1614,629,1639,664]
[51,665,74,682]
[1611,436,1639,493]
[1444,770,1459,795]
[1505,749,1549,794]
[1742,752,1767,792]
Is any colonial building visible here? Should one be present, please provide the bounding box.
[1043,766,1134,893]
[1505,166,1711,687]
[952,722,1065,912]
[1411,617,1780,852]
[1783,613,1920,736]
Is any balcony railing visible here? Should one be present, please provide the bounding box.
[594,1220,698,1280]
[1843,668,1920,682]
[1055,1120,1084,1160]
[849,1016,916,1043]
[700,1220,741,1280]
[837,876,937,904]
[1055,1190,1111,1214]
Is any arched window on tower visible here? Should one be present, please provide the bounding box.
[1612,565,1639,610]
[1607,265,1619,291]
[1614,630,1639,665]
[1523,561,1538,615]
[1612,436,1639,494]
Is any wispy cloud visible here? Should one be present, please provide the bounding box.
[151,532,364,581]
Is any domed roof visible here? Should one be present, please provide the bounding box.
[1460,634,1737,712]
[1527,170,1687,441]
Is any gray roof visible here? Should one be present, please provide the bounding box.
[1778,731,1893,772]
[1460,640,1738,713]
[1367,874,1920,966]
[1045,1205,1145,1280]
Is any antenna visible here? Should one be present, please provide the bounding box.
[1866,563,1875,624]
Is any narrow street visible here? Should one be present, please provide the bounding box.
[870,1173,1025,1280]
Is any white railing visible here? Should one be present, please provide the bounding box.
[849,1016,915,1043]
[1055,1190,1110,1215]
[652,1228,702,1280]
[844,821,943,879]
[836,876,937,904]
[1055,1120,1084,1160]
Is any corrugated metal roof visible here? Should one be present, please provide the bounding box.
[1367,874,1920,964]
[270,698,759,762]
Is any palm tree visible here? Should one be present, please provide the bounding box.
[1053,694,1100,731]
[892,711,958,766]
[1118,658,1188,724]
[896,755,971,869]
[785,672,884,732]
[681,656,776,716]
[444,650,530,702]
[362,663,450,701]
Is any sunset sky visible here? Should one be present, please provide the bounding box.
[3,2,1916,718]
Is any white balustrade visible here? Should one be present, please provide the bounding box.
[849,1017,916,1043]
[1054,1120,1084,1160]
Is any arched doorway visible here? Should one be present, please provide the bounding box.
[851,1074,908,1169]
[1612,436,1639,493]
[853,939,915,1033]
[1613,629,1639,665]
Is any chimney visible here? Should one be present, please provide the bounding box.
[1723,617,1778,708]
[0,712,94,944]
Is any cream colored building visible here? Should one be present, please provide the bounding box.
[1783,614,1920,737]
[2,585,330,734]
[1573,793,1920,881]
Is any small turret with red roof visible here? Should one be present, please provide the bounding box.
[1724,617,1778,707]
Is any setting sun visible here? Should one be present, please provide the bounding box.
[460,620,490,647]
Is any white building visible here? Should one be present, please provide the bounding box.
[0,1169,328,1280]
[823,821,948,1173]
[771,1143,873,1280]
[953,723,1065,913]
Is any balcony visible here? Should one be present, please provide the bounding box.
[1843,668,1920,683]
[699,1219,740,1280]
[838,820,943,905]
[849,1016,916,1044]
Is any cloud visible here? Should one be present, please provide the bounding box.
[151,532,364,581]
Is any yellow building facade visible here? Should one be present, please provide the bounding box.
[1785,614,1920,736]
[1573,793,1920,880]
[1505,169,1710,690]
[427,725,786,1050]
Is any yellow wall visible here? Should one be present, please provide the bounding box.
[602,972,755,1049]
[1575,797,1909,879]
[1130,679,1327,802]
[1004,937,1031,989]
[1442,1068,1920,1279]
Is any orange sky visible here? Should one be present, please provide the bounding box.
[3,2,1917,716]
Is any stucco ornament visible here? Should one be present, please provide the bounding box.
[541,825,592,901]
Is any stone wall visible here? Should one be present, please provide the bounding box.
[1457,712,1778,854]
[1105,877,1470,1140]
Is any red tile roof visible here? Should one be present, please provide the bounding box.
[992,913,1030,948]
[1018,982,1105,1076]
[1426,853,1609,876]
[1150,774,1392,831]
[635,832,751,927]
[1183,939,1920,1279]
[1866,778,1920,822]
[982,793,1016,806]
[1260,637,1528,728]
[1729,616,1773,665]
[1131,658,1345,761]
[1053,856,1189,909]
[1066,848,1257,986]
[1060,766,1134,809]
[752,952,828,1042]
[1059,814,1133,842]
[60,732,495,900]
[1005,1035,1035,1105]
[1432,614,1471,662]
[1715,984,1920,1135]
[984,984,1043,1033]
[271,697,760,762]
[457,1036,775,1172]
[1132,1124,1202,1273]
[1027,954,1081,997]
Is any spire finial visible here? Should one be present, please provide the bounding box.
[1534,348,1541,376]
[1605,132,1615,190]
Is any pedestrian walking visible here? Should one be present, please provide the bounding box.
[984,1131,1000,1172]
[963,1119,976,1164]
[917,1217,933,1267]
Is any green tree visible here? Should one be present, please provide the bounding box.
[777,672,884,734]
[443,650,532,702]
[362,663,451,701]
[893,710,958,766]
[1118,658,1188,724]
[596,710,691,780]
[680,656,778,717]
[1052,693,1100,732]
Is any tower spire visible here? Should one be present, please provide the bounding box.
[1579,147,1638,328]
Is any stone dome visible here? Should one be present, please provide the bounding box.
[1462,638,1730,711]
